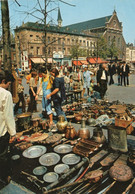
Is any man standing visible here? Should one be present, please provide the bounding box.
[117,62,123,86]
[108,61,116,85]
[121,62,130,86]
[0,71,16,184]
[97,64,108,99]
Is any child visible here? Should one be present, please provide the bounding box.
[89,79,94,95]
[69,75,74,91]
[35,68,54,127]
[14,78,25,114]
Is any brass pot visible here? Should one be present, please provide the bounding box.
[57,115,68,133]
[78,117,90,139]
[65,124,77,139]
[16,112,31,130]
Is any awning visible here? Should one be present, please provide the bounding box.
[72,60,82,66]
[30,57,56,64]
[80,60,89,65]
[87,57,107,64]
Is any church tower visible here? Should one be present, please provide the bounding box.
[57,8,62,27]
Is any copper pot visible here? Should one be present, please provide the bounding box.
[78,117,90,139]
[74,113,82,123]
[65,124,77,139]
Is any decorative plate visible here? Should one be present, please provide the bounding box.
[54,164,69,174]
[62,154,81,165]
[33,166,47,176]
[43,172,59,183]
[39,152,60,166]
[54,144,72,154]
[22,145,47,159]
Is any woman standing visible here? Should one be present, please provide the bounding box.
[82,66,91,97]
[46,68,66,120]
[28,71,38,112]
[35,68,54,126]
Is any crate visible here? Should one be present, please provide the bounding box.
[115,117,133,135]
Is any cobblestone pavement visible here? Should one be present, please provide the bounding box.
[105,74,135,104]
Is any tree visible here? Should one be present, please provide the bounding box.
[70,44,87,59]
[70,44,80,59]
[1,0,11,70]
[97,36,109,59]
[92,36,108,59]
[108,38,120,60]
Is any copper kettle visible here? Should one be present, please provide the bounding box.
[65,122,77,139]
[78,117,90,139]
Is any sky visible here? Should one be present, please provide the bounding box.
[0,0,135,44]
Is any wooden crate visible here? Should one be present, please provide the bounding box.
[115,117,133,135]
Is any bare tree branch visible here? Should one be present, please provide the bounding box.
[58,0,76,7]
[15,0,21,7]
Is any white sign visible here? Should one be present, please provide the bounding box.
[53,51,64,59]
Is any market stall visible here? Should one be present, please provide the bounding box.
[8,99,135,194]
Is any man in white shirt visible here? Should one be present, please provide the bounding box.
[0,70,16,184]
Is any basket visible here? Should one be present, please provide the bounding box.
[115,117,133,135]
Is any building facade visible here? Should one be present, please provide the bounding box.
[65,10,126,61]
[14,10,126,70]
[126,46,135,63]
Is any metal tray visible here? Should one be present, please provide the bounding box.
[43,172,59,183]
[22,145,47,159]
[54,164,69,174]
[54,144,72,154]
[62,154,81,165]
[33,166,47,176]
[39,152,60,166]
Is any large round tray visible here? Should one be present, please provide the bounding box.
[39,152,60,166]
[43,172,59,183]
[54,164,69,174]
[22,145,47,159]
[54,144,72,154]
[62,154,81,165]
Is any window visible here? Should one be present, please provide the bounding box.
[67,38,70,44]
[76,39,78,43]
[30,35,33,38]
[36,47,40,55]
[48,47,51,55]
[68,48,70,53]
[42,47,45,55]
[30,46,34,55]
[80,40,82,43]
[58,47,61,51]
[87,41,89,47]
[53,47,56,51]
[58,38,61,45]
[90,42,92,48]
[36,35,39,39]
